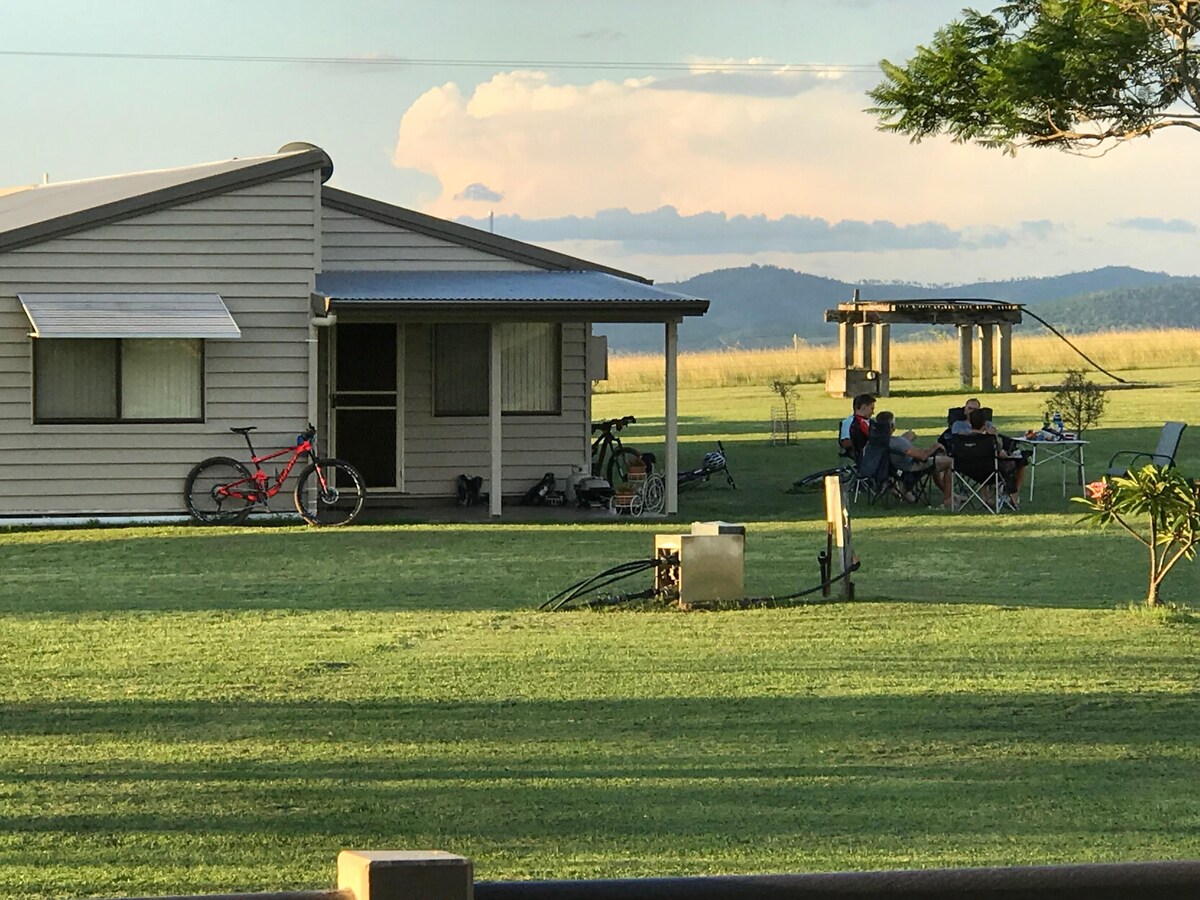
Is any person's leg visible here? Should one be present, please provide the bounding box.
[935,456,954,506]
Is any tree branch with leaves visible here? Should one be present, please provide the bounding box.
[868,1,1200,154]
[1077,466,1200,605]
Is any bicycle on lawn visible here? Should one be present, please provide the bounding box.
[184,424,365,526]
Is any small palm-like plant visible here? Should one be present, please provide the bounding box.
[1076,466,1200,606]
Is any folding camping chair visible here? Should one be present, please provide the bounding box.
[1106,421,1187,477]
[855,423,932,507]
[951,432,1005,513]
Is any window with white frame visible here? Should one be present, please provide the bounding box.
[433,323,562,416]
[34,338,204,423]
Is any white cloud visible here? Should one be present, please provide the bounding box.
[392,70,1200,280]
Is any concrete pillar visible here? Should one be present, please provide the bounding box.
[339,850,473,900]
[958,325,973,387]
[854,323,873,369]
[665,319,679,515]
[489,326,503,517]
[997,323,1013,391]
[976,324,995,393]
[838,322,855,368]
[872,323,890,397]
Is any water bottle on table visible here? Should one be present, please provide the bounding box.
[1052,410,1064,434]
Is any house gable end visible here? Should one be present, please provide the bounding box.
[0,150,327,256]
[321,188,650,284]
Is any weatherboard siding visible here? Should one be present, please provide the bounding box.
[321,207,541,272]
[0,172,319,516]
[402,323,590,498]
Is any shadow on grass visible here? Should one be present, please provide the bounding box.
[3,694,1199,848]
[0,508,1182,612]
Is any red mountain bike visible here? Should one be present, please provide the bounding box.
[184,424,365,526]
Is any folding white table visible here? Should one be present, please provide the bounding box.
[1013,437,1088,501]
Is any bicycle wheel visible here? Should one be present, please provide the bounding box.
[606,447,643,487]
[788,466,850,494]
[642,473,666,514]
[293,458,366,526]
[184,457,255,525]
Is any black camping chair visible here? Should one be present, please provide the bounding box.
[951,432,1005,513]
[1106,421,1188,477]
[854,433,896,505]
[855,422,931,507]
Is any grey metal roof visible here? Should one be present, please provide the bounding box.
[0,149,327,254]
[19,293,242,339]
[315,270,709,319]
[322,188,652,284]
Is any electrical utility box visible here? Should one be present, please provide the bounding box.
[654,521,745,606]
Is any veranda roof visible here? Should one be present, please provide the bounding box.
[315,270,709,322]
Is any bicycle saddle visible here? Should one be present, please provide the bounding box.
[230,426,257,434]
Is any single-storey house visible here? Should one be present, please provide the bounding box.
[0,143,708,519]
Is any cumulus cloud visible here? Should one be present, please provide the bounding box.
[455,206,1016,255]
[454,182,504,202]
[391,69,1200,266]
[1114,216,1197,234]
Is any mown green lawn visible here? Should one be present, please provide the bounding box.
[1,372,1198,898]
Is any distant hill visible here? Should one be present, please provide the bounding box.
[599,265,1200,351]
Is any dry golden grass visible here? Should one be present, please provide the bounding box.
[598,328,1200,393]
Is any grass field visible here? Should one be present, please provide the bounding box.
[598,328,1200,393]
[2,370,1199,898]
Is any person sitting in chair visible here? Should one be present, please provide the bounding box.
[876,410,955,507]
[951,397,993,435]
[966,408,1025,509]
[838,393,875,462]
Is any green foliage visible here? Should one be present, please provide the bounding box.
[1076,465,1200,604]
[869,1,1200,153]
[1043,368,1107,432]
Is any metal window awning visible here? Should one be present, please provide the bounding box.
[18,293,241,338]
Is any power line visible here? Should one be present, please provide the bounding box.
[0,48,878,73]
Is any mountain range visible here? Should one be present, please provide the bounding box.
[600,265,1200,352]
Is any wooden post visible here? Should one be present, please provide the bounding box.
[872,323,890,397]
[824,475,854,601]
[958,325,972,387]
[339,850,473,900]
[997,323,1013,391]
[665,319,679,515]
[976,324,995,393]
[489,326,502,517]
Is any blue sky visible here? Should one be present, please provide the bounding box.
[3,0,1198,285]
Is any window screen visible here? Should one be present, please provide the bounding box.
[34,338,203,423]
[433,323,562,417]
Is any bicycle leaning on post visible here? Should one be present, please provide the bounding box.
[184,423,365,526]
[590,415,647,486]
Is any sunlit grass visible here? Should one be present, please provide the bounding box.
[598,328,1200,393]
[3,372,1200,898]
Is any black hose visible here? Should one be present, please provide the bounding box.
[1020,306,1129,384]
[541,558,659,611]
[735,561,862,607]
[540,559,655,609]
[548,563,659,611]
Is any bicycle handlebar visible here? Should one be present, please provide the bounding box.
[591,415,637,433]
